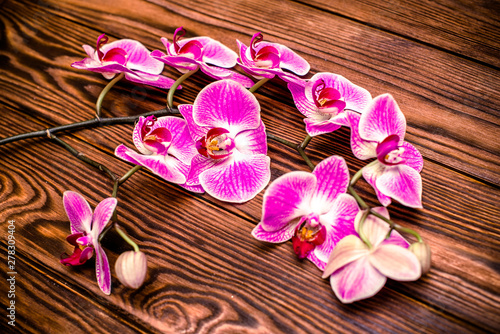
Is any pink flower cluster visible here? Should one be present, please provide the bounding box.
[66,28,428,301]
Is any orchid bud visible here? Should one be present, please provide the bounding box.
[115,250,148,289]
[409,242,431,275]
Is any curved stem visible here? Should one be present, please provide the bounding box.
[249,77,270,93]
[350,160,378,187]
[358,209,372,249]
[96,73,124,118]
[348,186,369,210]
[115,224,140,252]
[369,209,423,242]
[266,133,297,149]
[0,108,179,146]
[297,135,314,171]
[119,165,142,185]
[167,69,198,109]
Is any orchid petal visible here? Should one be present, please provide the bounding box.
[310,156,350,214]
[359,94,406,143]
[94,244,111,295]
[354,207,391,247]
[63,191,93,234]
[347,110,377,160]
[193,80,261,133]
[153,117,198,165]
[115,144,141,165]
[92,197,117,236]
[198,37,238,67]
[401,141,424,172]
[132,117,152,155]
[376,165,423,208]
[362,161,392,207]
[322,235,369,278]
[370,244,421,280]
[257,41,310,75]
[234,121,268,155]
[329,256,387,304]
[288,81,316,117]
[312,194,359,269]
[260,171,317,232]
[102,39,163,74]
[124,72,176,89]
[303,118,342,137]
[124,151,189,184]
[199,64,254,88]
[251,222,296,243]
[185,154,219,186]
[178,104,209,141]
[306,73,371,112]
[199,152,271,203]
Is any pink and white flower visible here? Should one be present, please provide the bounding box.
[252,155,359,270]
[151,27,253,87]
[348,94,424,208]
[288,73,372,136]
[72,34,176,89]
[237,32,310,84]
[179,80,271,203]
[115,115,203,193]
[60,191,117,295]
[322,208,421,303]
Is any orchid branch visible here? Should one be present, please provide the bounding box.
[96,73,125,118]
[249,78,271,93]
[115,224,140,252]
[0,108,179,146]
[167,69,199,108]
[266,133,315,170]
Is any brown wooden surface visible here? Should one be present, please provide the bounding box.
[0,0,499,333]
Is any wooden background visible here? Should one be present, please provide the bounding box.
[1,0,499,333]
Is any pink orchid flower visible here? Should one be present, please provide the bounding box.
[237,32,310,84]
[151,27,254,87]
[347,94,424,208]
[178,80,271,203]
[72,34,176,89]
[322,207,421,303]
[252,155,360,270]
[115,115,203,193]
[288,73,372,136]
[60,191,117,295]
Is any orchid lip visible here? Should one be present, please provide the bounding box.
[376,134,405,165]
[196,127,235,160]
[173,26,203,60]
[250,32,280,69]
[140,116,172,154]
[311,79,346,114]
[292,215,327,259]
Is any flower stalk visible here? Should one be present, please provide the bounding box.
[167,69,198,108]
[96,72,124,118]
[115,224,140,253]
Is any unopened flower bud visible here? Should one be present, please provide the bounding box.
[115,250,148,289]
[409,242,431,275]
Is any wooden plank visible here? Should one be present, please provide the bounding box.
[1,0,499,185]
[296,0,500,67]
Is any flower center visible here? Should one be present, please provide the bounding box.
[173,27,203,60]
[292,214,326,259]
[250,32,280,69]
[311,79,346,116]
[96,34,128,65]
[140,116,172,154]
[196,127,235,160]
[376,134,405,165]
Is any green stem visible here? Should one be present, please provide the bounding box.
[115,224,140,252]
[348,186,369,210]
[96,73,124,118]
[358,209,372,249]
[167,69,198,109]
[350,160,378,187]
[297,135,314,171]
[119,165,142,185]
[249,77,270,93]
[369,209,423,242]
[49,134,118,182]
[266,133,297,149]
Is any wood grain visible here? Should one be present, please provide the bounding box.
[1,0,499,333]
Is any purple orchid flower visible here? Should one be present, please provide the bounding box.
[115,115,203,193]
[178,80,271,203]
[150,27,254,87]
[322,207,421,303]
[71,34,176,89]
[237,32,310,84]
[252,155,360,270]
[60,191,117,295]
[288,73,372,136]
[347,94,424,208]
